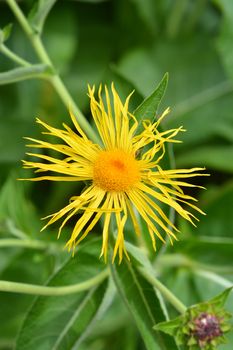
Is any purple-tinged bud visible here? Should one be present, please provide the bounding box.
[193,312,223,347]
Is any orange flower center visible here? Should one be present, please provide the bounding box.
[93,149,140,192]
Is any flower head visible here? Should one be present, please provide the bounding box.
[154,287,232,350]
[22,84,206,262]
[192,312,223,347]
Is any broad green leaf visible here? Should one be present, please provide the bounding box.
[29,0,58,34]
[0,64,50,85]
[176,145,233,173]
[16,239,109,350]
[134,72,168,132]
[0,24,12,44]
[111,256,179,350]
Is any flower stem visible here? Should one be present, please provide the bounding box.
[6,0,100,144]
[0,268,109,296]
[138,266,187,314]
[0,238,62,251]
[0,44,31,67]
[0,238,45,249]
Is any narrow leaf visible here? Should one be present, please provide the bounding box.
[209,286,233,308]
[15,239,109,350]
[134,72,168,133]
[111,257,179,350]
[29,0,58,34]
[0,64,50,85]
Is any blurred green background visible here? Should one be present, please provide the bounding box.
[0,0,233,349]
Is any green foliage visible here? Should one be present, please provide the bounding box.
[15,239,109,350]
[134,72,168,133]
[111,249,179,350]
[0,0,233,349]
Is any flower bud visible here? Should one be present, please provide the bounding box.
[154,287,232,350]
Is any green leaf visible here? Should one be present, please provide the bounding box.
[154,317,182,337]
[0,24,13,44]
[29,0,58,34]
[208,286,233,308]
[0,64,50,85]
[134,72,168,133]
[110,256,179,350]
[15,239,109,350]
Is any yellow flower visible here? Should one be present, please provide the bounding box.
[22,84,206,263]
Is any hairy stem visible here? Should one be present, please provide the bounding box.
[0,268,109,295]
[138,266,187,314]
[6,0,99,144]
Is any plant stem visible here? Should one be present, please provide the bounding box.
[0,238,62,251]
[6,0,100,144]
[0,268,109,296]
[0,44,31,66]
[0,238,46,249]
[138,266,187,314]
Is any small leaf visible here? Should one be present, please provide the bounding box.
[0,64,50,85]
[111,256,179,350]
[133,72,168,133]
[154,316,182,337]
[208,286,233,308]
[15,239,109,350]
[0,23,13,44]
[29,0,58,34]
